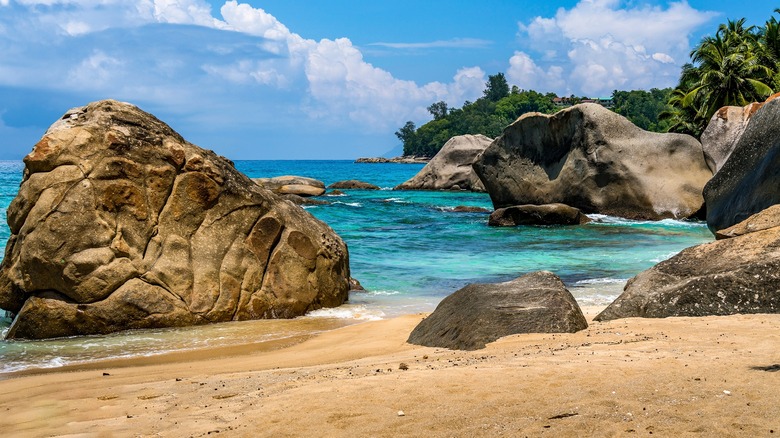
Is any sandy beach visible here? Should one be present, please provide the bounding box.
[2,306,779,437]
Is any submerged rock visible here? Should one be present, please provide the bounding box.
[704,98,780,233]
[253,175,326,197]
[407,271,588,351]
[473,104,711,220]
[488,204,591,227]
[595,208,780,321]
[395,134,492,192]
[328,180,380,190]
[0,100,351,339]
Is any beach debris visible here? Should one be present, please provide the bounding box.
[723,390,732,396]
[102,372,110,376]
[397,410,405,417]
[398,362,409,370]
[548,412,578,420]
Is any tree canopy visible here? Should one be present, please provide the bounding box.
[665,12,779,137]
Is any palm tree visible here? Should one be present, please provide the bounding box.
[758,9,780,89]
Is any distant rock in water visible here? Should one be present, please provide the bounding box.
[595,206,780,322]
[0,100,351,340]
[489,204,591,227]
[407,271,588,351]
[355,156,429,164]
[253,175,326,197]
[395,134,492,192]
[450,206,491,213]
[701,93,780,174]
[473,104,712,220]
[704,98,780,233]
[328,180,380,190]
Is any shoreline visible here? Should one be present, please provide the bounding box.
[2,306,779,436]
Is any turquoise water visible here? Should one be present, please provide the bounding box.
[0,160,714,373]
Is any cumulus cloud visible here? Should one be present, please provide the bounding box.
[512,0,716,96]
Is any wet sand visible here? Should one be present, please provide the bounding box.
[2,306,779,437]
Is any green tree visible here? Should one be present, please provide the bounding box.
[483,73,510,102]
[427,101,449,120]
[395,121,418,156]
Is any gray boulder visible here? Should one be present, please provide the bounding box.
[701,104,759,173]
[395,134,492,191]
[489,204,591,227]
[0,100,351,339]
[407,271,588,351]
[253,175,326,197]
[595,208,780,321]
[704,98,780,233]
[473,104,712,220]
[328,180,380,190]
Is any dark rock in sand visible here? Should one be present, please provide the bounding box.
[253,175,326,197]
[407,271,588,351]
[328,180,380,190]
[0,100,351,339]
[348,277,365,291]
[595,209,780,321]
[395,134,492,192]
[704,98,780,233]
[488,204,591,227]
[472,104,711,220]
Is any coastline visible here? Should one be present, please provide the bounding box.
[3,306,779,437]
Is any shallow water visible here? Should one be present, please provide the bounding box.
[0,160,714,373]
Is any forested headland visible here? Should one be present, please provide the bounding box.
[397,9,780,158]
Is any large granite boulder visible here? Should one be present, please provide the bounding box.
[715,204,780,240]
[395,134,492,192]
[595,208,780,321]
[473,104,712,220]
[0,100,351,339]
[407,271,588,351]
[704,98,780,233]
[701,93,780,174]
[253,176,326,197]
[488,204,591,227]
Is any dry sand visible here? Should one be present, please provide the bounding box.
[1,306,779,437]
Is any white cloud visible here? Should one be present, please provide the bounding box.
[507,51,565,93]
[369,38,492,50]
[0,0,486,135]
[514,0,716,96]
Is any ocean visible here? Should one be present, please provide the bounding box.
[0,160,714,373]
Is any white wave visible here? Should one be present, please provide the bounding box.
[301,205,318,210]
[651,251,680,263]
[367,290,401,296]
[380,187,393,191]
[575,278,628,285]
[588,214,706,228]
[324,193,348,197]
[306,305,385,321]
[333,201,363,207]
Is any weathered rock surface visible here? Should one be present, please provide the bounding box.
[595,213,780,321]
[0,100,351,339]
[253,176,326,197]
[704,98,780,233]
[715,204,780,240]
[407,271,588,351]
[489,204,591,227]
[473,104,712,220]
[701,93,780,173]
[395,134,492,192]
[328,180,380,190]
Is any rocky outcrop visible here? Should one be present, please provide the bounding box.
[355,156,429,164]
[0,100,351,339]
[701,93,780,173]
[407,271,588,351]
[704,98,780,233]
[595,207,780,321]
[715,204,780,240]
[395,134,492,192]
[253,176,326,197]
[473,104,712,220]
[450,206,490,213]
[488,204,591,227]
[328,180,380,190]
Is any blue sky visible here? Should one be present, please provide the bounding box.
[0,1,776,160]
